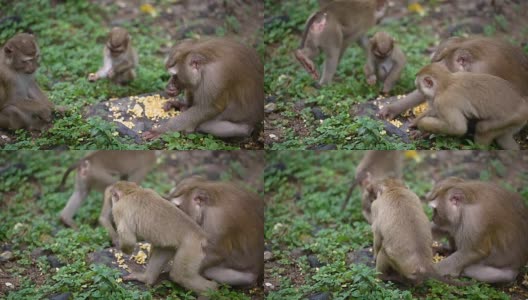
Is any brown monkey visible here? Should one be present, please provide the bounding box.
[379,36,528,119]
[369,177,468,286]
[0,33,54,130]
[142,38,264,140]
[88,27,138,84]
[427,177,528,283]
[295,0,386,85]
[168,176,264,287]
[412,63,528,149]
[109,181,218,293]
[341,150,403,223]
[364,31,406,94]
[58,151,156,239]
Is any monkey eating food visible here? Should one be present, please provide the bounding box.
[142,37,264,140]
[427,177,528,283]
[169,176,264,287]
[364,32,406,94]
[109,181,218,294]
[412,63,528,149]
[88,27,138,84]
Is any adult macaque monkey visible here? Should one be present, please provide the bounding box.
[88,27,138,84]
[369,178,468,286]
[58,151,156,239]
[411,63,528,149]
[364,31,406,94]
[0,33,54,130]
[109,181,218,293]
[427,177,528,283]
[295,0,386,86]
[142,37,264,140]
[341,150,403,223]
[379,36,528,119]
[169,176,264,286]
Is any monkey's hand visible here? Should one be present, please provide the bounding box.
[163,100,188,112]
[378,105,397,120]
[294,49,319,80]
[123,272,152,285]
[108,69,115,79]
[142,130,162,141]
[367,75,377,85]
[88,73,99,82]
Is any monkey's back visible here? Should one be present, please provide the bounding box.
[372,187,433,267]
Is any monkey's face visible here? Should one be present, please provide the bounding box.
[7,48,40,74]
[171,189,204,225]
[107,28,129,57]
[373,43,392,59]
[428,188,463,231]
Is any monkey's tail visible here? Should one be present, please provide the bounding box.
[341,180,358,210]
[298,11,325,49]
[56,162,80,192]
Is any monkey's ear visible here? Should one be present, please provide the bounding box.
[193,190,209,206]
[4,45,13,56]
[454,49,471,69]
[423,76,434,88]
[448,188,465,206]
[188,53,207,70]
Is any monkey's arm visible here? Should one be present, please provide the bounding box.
[161,105,220,134]
[382,55,405,93]
[112,57,136,75]
[364,48,377,85]
[378,89,426,119]
[95,49,112,78]
[99,194,118,246]
[435,249,486,277]
[117,220,137,254]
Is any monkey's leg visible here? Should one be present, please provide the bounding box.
[418,115,466,136]
[0,105,33,130]
[435,249,484,277]
[170,239,218,293]
[197,120,252,138]
[203,266,257,286]
[319,32,343,85]
[99,193,118,245]
[59,174,90,229]
[378,89,425,120]
[113,69,135,84]
[124,247,173,285]
[462,264,518,283]
[495,133,520,150]
[382,62,404,94]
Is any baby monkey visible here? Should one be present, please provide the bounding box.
[88,27,138,84]
[364,32,406,94]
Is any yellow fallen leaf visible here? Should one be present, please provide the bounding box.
[408,3,425,16]
[140,4,157,16]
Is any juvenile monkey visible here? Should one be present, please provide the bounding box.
[427,177,528,283]
[142,38,263,140]
[88,27,138,84]
[369,178,468,286]
[295,0,386,85]
[412,63,528,149]
[379,36,528,119]
[109,181,218,293]
[341,150,403,223]
[0,33,54,130]
[58,151,156,238]
[364,32,406,94]
[169,176,264,286]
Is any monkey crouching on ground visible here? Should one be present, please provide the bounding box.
[88,27,138,84]
[169,176,264,287]
[109,181,218,294]
[368,177,469,286]
[427,177,528,283]
[0,33,54,131]
[412,63,528,149]
[142,37,264,140]
[364,31,406,94]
